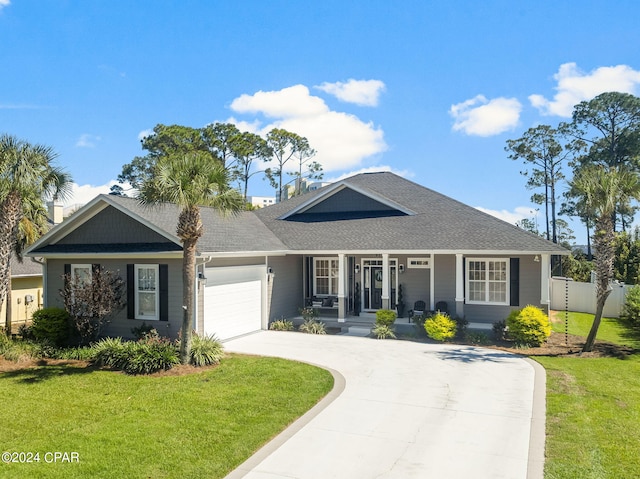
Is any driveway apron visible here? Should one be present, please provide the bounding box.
[224,331,540,479]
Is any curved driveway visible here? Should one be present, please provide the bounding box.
[225,331,544,479]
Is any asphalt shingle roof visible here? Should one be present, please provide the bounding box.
[254,172,568,253]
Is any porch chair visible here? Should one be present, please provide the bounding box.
[408,300,427,322]
[435,301,449,315]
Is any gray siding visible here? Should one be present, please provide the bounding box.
[433,254,455,313]
[268,255,303,321]
[303,188,396,214]
[45,258,183,339]
[59,206,171,245]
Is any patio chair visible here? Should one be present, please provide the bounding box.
[435,301,449,315]
[408,300,427,322]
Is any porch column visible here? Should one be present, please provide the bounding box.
[430,254,435,310]
[381,253,390,309]
[455,253,464,318]
[540,253,551,309]
[338,253,346,322]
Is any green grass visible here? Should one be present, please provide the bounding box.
[551,311,640,348]
[539,312,640,478]
[0,355,333,479]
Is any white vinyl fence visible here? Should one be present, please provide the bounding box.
[550,277,633,318]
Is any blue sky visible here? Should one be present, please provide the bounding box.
[2,1,640,244]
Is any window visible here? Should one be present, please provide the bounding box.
[408,257,431,268]
[466,259,508,304]
[135,264,159,320]
[314,258,339,296]
[71,264,92,286]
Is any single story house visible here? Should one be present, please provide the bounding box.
[2,253,44,332]
[25,172,568,340]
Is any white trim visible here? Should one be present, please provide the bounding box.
[408,257,431,268]
[465,257,510,306]
[278,182,416,220]
[134,264,160,321]
[25,252,183,260]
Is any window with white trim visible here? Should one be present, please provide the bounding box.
[71,264,92,286]
[314,258,339,296]
[135,264,159,320]
[466,259,508,304]
[408,257,431,268]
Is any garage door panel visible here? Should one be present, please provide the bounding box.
[204,280,262,340]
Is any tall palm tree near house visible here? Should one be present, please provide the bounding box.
[139,152,243,363]
[0,135,72,334]
[571,165,640,352]
[4,199,50,332]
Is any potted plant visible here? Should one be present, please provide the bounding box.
[396,284,405,318]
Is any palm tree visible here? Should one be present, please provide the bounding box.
[571,165,640,352]
[0,135,71,334]
[139,152,243,363]
[4,199,50,332]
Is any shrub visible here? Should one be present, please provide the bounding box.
[299,307,318,321]
[621,285,640,327]
[269,319,295,331]
[372,324,396,339]
[299,319,326,335]
[2,339,54,362]
[375,309,397,327]
[424,312,457,341]
[52,346,96,361]
[454,317,468,340]
[492,320,508,341]
[465,331,490,345]
[30,307,72,347]
[190,334,224,367]
[506,305,551,347]
[125,340,179,375]
[131,322,157,341]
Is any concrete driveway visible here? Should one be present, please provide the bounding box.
[224,331,545,479]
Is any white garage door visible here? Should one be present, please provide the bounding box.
[204,280,262,341]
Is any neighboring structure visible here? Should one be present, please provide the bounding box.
[26,172,568,341]
[2,253,43,332]
[246,196,276,209]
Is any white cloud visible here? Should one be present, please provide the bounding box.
[63,180,124,208]
[475,206,534,226]
[229,85,387,172]
[450,95,521,136]
[75,134,101,148]
[315,79,386,106]
[529,63,640,117]
[231,85,328,118]
[0,1,10,11]
[137,129,154,141]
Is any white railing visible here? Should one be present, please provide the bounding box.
[550,277,632,318]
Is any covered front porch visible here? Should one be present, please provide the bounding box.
[297,252,553,324]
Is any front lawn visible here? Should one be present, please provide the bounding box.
[538,312,640,478]
[0,355,333,479]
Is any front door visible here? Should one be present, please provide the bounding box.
[364,266,383,309]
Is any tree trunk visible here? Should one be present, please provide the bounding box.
[582,214,615,353]
[0,192,21,325]
[180,238,197,364]
[4,265,11,335]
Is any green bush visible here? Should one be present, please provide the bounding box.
[375,309,397,327]
[269,319,295,331]
[372,324,396,339]
[93,336,179,375]
[506,305,551,347]
[30,307,72,347]
[492,320,508,341]
[189,334,224,367]
[131,322,157,341]
[52,346,96,361]
[424,312,457,341]
[2,339,54,362]
[299,319,326,335]
[621,285,640,326]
